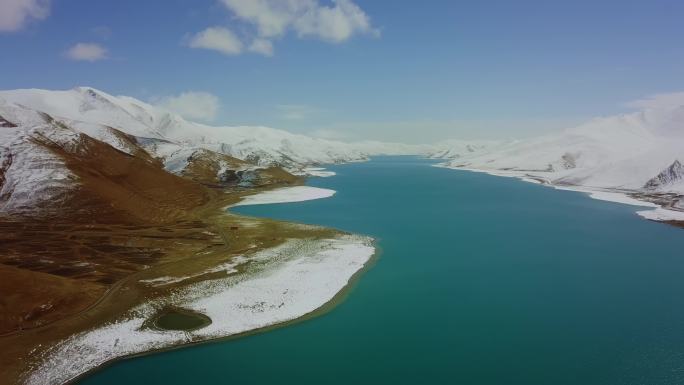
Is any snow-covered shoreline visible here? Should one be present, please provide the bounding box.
[436,164,684,224]
[292,167,337,178]
[230,186,336,207]
[25,233,375,385]
[24,184,376,385]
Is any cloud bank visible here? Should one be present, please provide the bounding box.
[0,0,50,32]
[221,0,378,42]
[188,0,377,56]
[156,92,220,122]
[188,27,244,56]
[64,43,108,62]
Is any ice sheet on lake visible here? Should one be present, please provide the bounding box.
[231,186,335,207]
[638,207,684,222]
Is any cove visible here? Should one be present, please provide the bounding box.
[78,156,684,385]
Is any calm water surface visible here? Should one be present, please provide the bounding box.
[80,156,684,385]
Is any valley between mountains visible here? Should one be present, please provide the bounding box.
[1,87,684,384]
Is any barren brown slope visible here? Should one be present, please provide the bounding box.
[32,129,211,225]
[1,125,211,335]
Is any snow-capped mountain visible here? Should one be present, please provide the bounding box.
[432,101,684,220]
[437,105,684,192]
[0,87,374,170]
[644,160,684,191]
[0,91,301,217]
[0,87,436,216]
[6,86,684,222]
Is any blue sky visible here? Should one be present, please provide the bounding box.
[1,0,683,143]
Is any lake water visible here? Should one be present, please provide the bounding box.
[80,156,684,385]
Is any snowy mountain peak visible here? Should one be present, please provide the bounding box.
[644,160,684,190]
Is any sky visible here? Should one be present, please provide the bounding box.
[1,0,684,143]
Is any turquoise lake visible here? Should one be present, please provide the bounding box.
[80,156,684,385]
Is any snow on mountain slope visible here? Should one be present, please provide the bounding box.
[0,87,375,171]
[644,160,684,190]
[0,100,79,214]
[0,88,166,139]
[0,86,430,215]
[434,101,684,220]
[439,107,684,191]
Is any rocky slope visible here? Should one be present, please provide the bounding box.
[644,160,684,191]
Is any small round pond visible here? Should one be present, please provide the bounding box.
[150,307,211,332]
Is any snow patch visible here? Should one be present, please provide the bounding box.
[637,207,684,222]
[296,167,336,177]
[231,186,336,207]
[310,170,336,177]
[139,256,252,287]
[0,120,78,213]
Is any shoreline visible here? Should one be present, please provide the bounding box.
[434,164,684,226]
[22,186,378,385]
[229,185,337,207]
[61,239,382,385]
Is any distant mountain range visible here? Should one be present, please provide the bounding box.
[0,87,428,216]
[1,86,683,220]
[433,99,684,218]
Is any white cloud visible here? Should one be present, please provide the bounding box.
[219,0,377,42]
[276,104,319,120]
[248,38,274,56]
[64,43,108,62]
[156,92,220,122]
[188,26,243,55]
[221,0,298,38]
[292,0,378,42]
[625,92,684,110]
[0,0,50,32]
[186,0,375,57]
